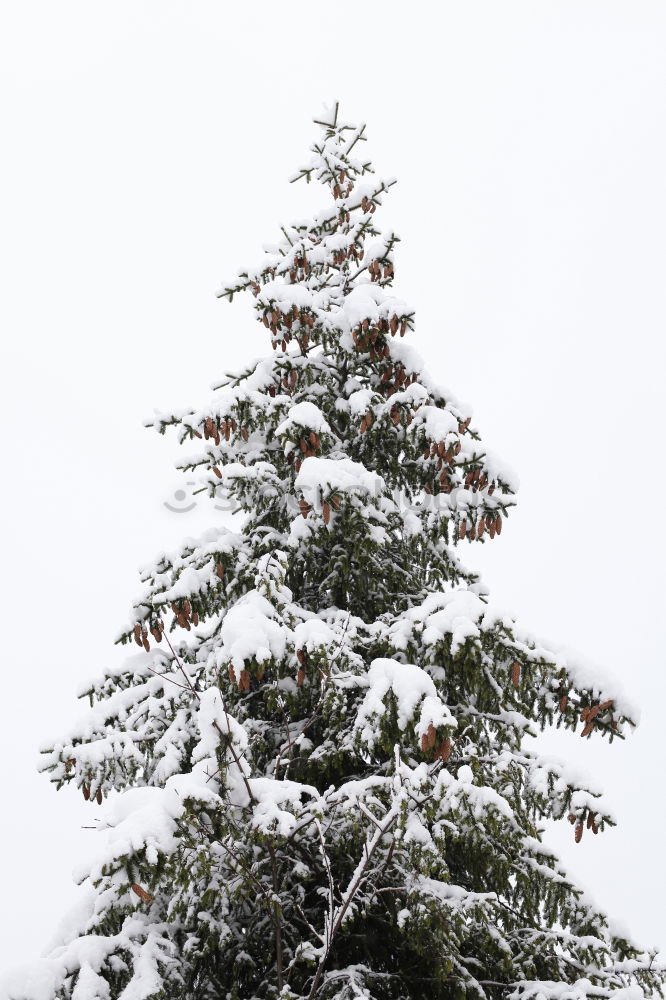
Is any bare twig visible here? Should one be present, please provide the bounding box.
[305,800,401,1000]
[268,842,284,990]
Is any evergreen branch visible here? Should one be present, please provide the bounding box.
[161,629,257,806]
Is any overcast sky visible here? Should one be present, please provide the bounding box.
[1,0,665,975]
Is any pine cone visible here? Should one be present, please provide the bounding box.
[511,661,520,688]
[131,884,152,904]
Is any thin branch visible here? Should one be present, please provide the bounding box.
[161,629,256,805]
[305,801,401,1000]
[315,818,336,950]
[268,842,284,990]
[145,664,191,693]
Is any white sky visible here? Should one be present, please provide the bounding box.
[1,0,665,975]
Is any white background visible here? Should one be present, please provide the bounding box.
[1,0,665,975]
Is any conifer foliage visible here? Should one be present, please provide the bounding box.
[14,106,664,1000]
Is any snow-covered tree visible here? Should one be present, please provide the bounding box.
[9,105,664,1000]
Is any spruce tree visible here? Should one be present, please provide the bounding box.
[13,105,664,1000]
